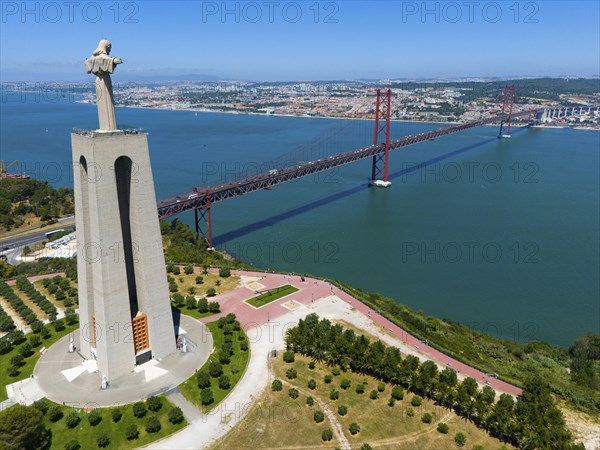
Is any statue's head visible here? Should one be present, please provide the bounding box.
[93,40,112,56]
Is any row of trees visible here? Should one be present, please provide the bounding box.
[171,293,220,313]
[0,281,38,325]
[15,276,57,319]
[285,314,583,450]
[42,276,78,308]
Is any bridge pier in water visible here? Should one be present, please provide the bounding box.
[193,190,213,249]
[498,84,515,139]
[369,88,392,188]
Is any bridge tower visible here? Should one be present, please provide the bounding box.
[498,84,515,139]
[193,188,213,249]
[369,88,392,187]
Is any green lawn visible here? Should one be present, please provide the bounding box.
[245,285,299,308]
[0,322,77,402]
[179,320,250,412]
[40,395,187,449]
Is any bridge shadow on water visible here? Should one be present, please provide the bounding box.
[214,128,525,246]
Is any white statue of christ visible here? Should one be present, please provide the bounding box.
[85,40,123,131]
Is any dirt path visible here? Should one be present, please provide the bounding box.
[0,296,27,331]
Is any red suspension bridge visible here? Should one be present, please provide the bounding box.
[156,86,549,247]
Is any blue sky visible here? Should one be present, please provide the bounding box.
[1,1,599,81]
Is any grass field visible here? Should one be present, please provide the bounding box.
[214,354,515,450]
[179,320,250,412]
[245,285,299,308]
[39,395,187,449]
[171,270,240,298]
[0,324,76,402]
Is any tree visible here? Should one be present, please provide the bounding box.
[208,301,220,313]
[197,370,211,389]
[201,388,214,405]
[19,343,32,357]
[145,415,161,433]
[195,275,204,284]
[132,402,147,418]
[369,390,378,400]
[96,433,110,448]
[388,397,395,407]
[47,405,63,423]
[308,379,317,390]
[168,407,184,424]
[146,396,163,412]
[111,408,122,422]
[322,429,333,441]
[64,440,80,450]
[87,409,102,426]
[330,389,339,400]
[286,368,297,379]
[341,378,351,390]
[10,354,24,367]
[288,388,299,399]
[421,413,433,424]
[338,405,348,416]
[197,297,208,313]
[377,382,386,392]
[219,375,231,390]
[313,410,325,423]
[186,296,197,310]
[184,264,194,275]
[306,396,314,406]
[209,361,223,377]
[125,425,139,440]
[411,395,422,407]
[349,422,361,435]
[32,399,50,415]
[172,293,185,308]
[437,422,449,434]
[29,335,41,348]
[272,379,283,392]
[454,432,466,447]
[355,384,365,394]
[219,267,231,277]
[361,445,373,450]
[65,411,81,428]
[172,266,181,275]
[283,350,295,363]
[324,374,333,384]
[206,287,216,297]
[0,404,50,450]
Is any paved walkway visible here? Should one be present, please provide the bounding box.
[165,388,203,423]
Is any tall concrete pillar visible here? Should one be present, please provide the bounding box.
[72,130,176,382]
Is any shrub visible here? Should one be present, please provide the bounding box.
[437,422,449,434]
[324,374,333,384]
[313,410,325,423]
[146,396,163,412]
[219,267,231,277]
[355,384,365,394]
[32,399,50,415]
[454,432,466,447]
[145,415,161,433]
[197,297,208,312]
[184,264,194,274]
[377,382,386,392]
[195,275,204,284]
[422,413,433,424]
[308,379,317,390]
[168,407,184,424]
[10,354,24,367]
[48,405,63,422]
[19,343,32,357]
[306,396,314,406]
[240,341,248,351]
[272,379,283,392]
[329,389,339,400]
[340,378,351,390]
[206,287,216,297]
[111,408,122,422]
[96,433,110,448]
[132,402,147,418]
[361,444,373,450]
[388,398,395,407]
[66,411,81,428]
[391,385,404,400]
[338,405,348,416]
[201,388,214,405]
[411,395,422,407]
[288,388,299,399]
[29,335,41,348]
[64,440,80,450]
[283,350,295,363]
[219,375,231,390]
[349,422,361,435]
[172,266,181,275]
[31,321,43,334]
[87,409,102,426]
[369,390,378,400]
[406,407,415,417]
[53,319,65,331]
[322,429,333,441]
[208,301,220,313]
[7,365,19,377]
[308,361,315,369]
[332,367,341,376]
[125,425,139,440]
[286,368,297,379]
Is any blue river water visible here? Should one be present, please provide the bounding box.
[1,92,598,347]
